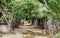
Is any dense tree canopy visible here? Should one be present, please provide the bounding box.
[0,0,60,23]
[0,0,60,37]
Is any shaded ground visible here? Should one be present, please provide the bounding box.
[0,25,51,38]
[0,34,48,38]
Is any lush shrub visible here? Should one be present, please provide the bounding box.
[56,31,60,38]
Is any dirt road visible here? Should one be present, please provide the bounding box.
[0,25,49,38]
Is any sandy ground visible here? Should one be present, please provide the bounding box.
[0,34,48,38]
[0,25,49,38]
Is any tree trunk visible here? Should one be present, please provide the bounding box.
[8,17,20,29]
[14,19,20,28]
[8,17,14,29]
[47,18,59,37]
[37,16,47,29]
[32,18,35,25]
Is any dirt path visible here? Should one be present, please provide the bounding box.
[0,25,49,38]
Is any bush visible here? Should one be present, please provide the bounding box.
[56,31,60,38]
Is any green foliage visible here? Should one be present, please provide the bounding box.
[42,0,60,23]
[12,0,40,20]
[1,0,60,24]
[56,31,60,38]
